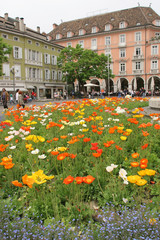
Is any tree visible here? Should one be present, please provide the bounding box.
[57,44,114,91]
[0,38,12,76]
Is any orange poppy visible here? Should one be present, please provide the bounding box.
[63,175,74,184]
[140,158,148,165]
[142,130,149,137]
[131,162,139,167]
[141,143,148,150]
[92,152,102,157]
[83,175,95,184]
[140,163,147,169]
[12,180,23,187]
[83,138,91,142]
[57,153,67,161]
[97,131,103,135]
[22,174,35,188]
[154,124,160,130]
[75,177,83,184]
[4,162,15,169]
[92,129,97,133]
[51,151,59,156]
[53,138,59,141]
[115,145,122,150]
[69,153,77,159]
[131,153,139,159]
[60,135,67,139]
[77,134,84,138]
[104,143,111,148]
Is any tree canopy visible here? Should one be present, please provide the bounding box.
[0,38,12,76]
[57,44,114,91]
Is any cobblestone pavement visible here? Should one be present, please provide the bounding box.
[0,98,160,120]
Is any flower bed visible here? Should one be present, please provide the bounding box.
[0,97,159,235]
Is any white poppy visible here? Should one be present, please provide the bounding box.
[106,166,114,172]
[38,154,47,159]
[9,145,16,149]
[31,149,39,154]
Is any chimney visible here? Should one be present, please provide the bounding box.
[19,17,25,31]
[4,13,8,20]
[53,23,58,30]
[37,26,40,33]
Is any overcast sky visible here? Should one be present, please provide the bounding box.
[0,0,160,33]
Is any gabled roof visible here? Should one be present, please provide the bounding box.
[48,6,160,40]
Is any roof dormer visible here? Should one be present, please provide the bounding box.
[79,29,85,36]
[67,31,74,38]
[56,33,62,40]
[119,21,127,29]
[105,23,112,31]
[91,26,98,34]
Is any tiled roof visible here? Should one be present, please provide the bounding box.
[48,6,160,40]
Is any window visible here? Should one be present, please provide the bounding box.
[52,70,55,80]
[56,34,60,39]
[13,36,19,41]
[105,24,110,31]
[28,40,32,44]
[120,63,125,72]
[36,42,40,46]
[151,60,158,69]
[136,62,141,70]
[67,32,71,37]
[155,32,160,38]
[14,65,21,77]
[151,45,158,55]
[91,38,97,50]
[32,68,36,78]
[44,45,48,49]
[92,27,96,33]
[79,29,83,35]
[37,69,40,79]
[3,63,10,76]
[44,54,50,64]
[58,49,61,53]
[32,51,36,61]
[119,21,125,29]
[29,68,32,78]
[45,69,50,79]
[79,40,84,48]
[13,46,22,59]
[58,71,62,80]
[52,55,57,65]
[105,36,111,45]
[135,47,141,56]
[67,42,72,47]
[52,47,55,51]
[120,48,126,58]
[155,20,160,26]
[120,34,125,43]
[135,32,141,42]
[2,34,8,39]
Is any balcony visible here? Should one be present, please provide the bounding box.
[119,71,126,75]
[133,69,143,75]
[150,69,159,74]
[119,42,126,48]
[132,55,144,60]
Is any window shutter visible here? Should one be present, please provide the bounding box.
[25,48,28,61]
[48,54,50,64]
[55,56,57,65]
[13,46,16,58]
[25,67,28,79]
[19,47,22,59]
[3,64,10,76]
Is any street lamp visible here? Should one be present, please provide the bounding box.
[10,66,15,102]
[64,72,69,100]
[108,56,110,97]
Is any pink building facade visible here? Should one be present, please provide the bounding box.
[48,6,160,94]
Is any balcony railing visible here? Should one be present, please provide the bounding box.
[133,69,144,74]
[150,69,159,74]
[132,55,144,60]
[119,71,126,75]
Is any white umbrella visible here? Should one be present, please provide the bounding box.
[134,78,137,91]
[84,83,99,87]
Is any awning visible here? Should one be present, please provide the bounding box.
[26,85,35,89]
[45,83,65,87]
[2,87,27,92]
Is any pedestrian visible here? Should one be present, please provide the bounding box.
[142,88,146,97]
[10,93,14,104]
[1,88,9,109]
[18,91,25,108]
[63,90,67,99]
[16,89,19,103]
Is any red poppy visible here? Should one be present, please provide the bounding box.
[115,145,122,150]
[131,153,139,159]
[63,175,74,184]
[141,143,148,150]
[140,163,147,169]
[140,158,148,165]
[83,138,91,142]
[57,153,67,161]
[83,175,95,184]
[75,177,83,184]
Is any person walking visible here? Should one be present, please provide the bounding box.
[10,93,14,104]
[16,89,19,103]
[1,88,9,109]
[18,91,25,108]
